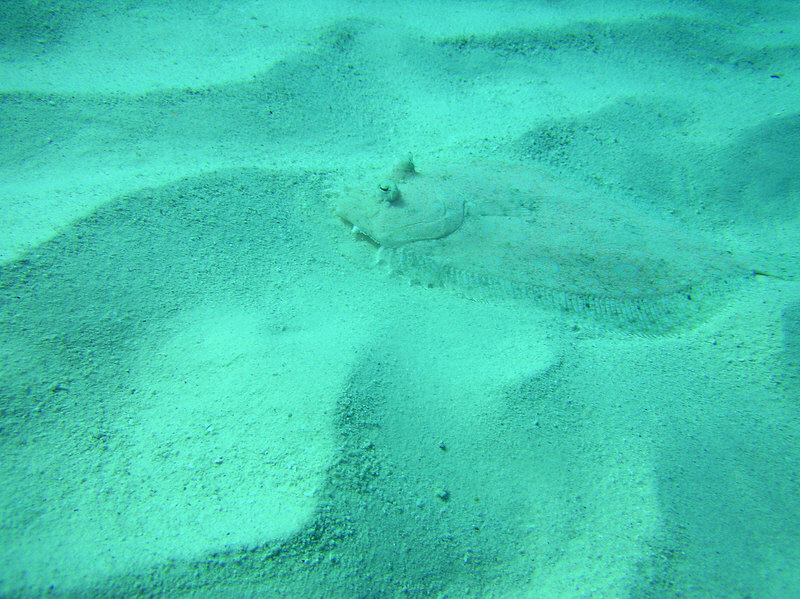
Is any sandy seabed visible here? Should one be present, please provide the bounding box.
[1,1,800,597]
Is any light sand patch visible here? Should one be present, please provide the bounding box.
[128,303,342,541]
[0,293,373,592]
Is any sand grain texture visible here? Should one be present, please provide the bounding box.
[1,1,800,597]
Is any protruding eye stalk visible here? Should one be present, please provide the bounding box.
[391,153,416,180]
[377,180,402,204]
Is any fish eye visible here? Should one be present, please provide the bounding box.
[377,181,401,204]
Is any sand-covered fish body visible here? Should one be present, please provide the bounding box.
[336,156,750,334]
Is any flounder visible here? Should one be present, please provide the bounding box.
[336,156,752,334]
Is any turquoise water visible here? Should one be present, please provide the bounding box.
[2,2,799,597]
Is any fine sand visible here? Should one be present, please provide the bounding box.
[2,1,800,597]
